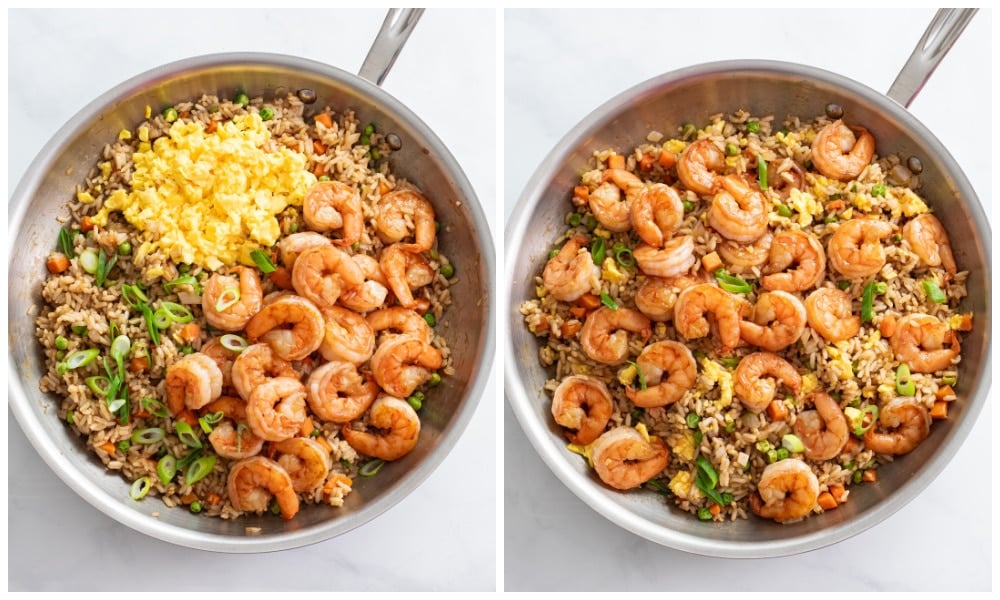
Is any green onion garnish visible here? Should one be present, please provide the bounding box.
[613,243,635,268]
[176,448,203,469]
[942,373,958,386]
[781,434,805,453]
[360,459,385,477]
[696,456,719,489]
[185,455,217,485]
[645,479,671,495]
[922,280,947,304]
[600,292,618,310]
[896,363,916,396]
[159,302,194,324]
[714,269,752,294]
[95,248,118,288]
[130,477,152,501]
[140,397,169,419]
[58,227,76,258]
[157,454,177,485]
[57,348,100,375]
[132,427,166,445]
[757,155,768,189]
[175,421,203,449]
[718,356,741,369]
[79,249,99,274]
[590,237,606,265]
[861,281,878,323]
[214,287,241,312]
[250,249,277,274]
[220,334,248,353]
[163,274,202,295]
[853,405,880,437]
[776,204,792,218]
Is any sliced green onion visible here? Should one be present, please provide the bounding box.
[714,269,752,294]
[871,183,886,197]
[725,419,737,434]
[132,427,166,445]
[141,397,169,419]
[85,375,111,396]
[645,479,671,495]
[680,123,697,139]
[360,459,385,477]
[423,313,437,327]
[214,287,241,312]
[854,405,880,437]
[757,155,768,189]
[79,249,99,274]
[95,248,118,287]
[250,249,277,274]
[627,360,647,391]
[695,474,725,506]
[185,455,217,485]
[71,325,88,336]
[66,410,75,424]
[697,507,713,521]
[163,274,202,295]
[861,281,877,323]
[340,459,352,470]
[140,304,161,346]
[110,334,131,363]
[685,412,700,429]
[107,398,126,414]
[824,215,839,224]
[152,307,173,330]
[896,363,916,396]
[613,244,635,268]
[600,292,618,311]
[782,434,805,453]
[157,454,177,485]
[175,421,203,449]
[583,214,599,231]
[922,280,947,304]
[160,302,194,324]
[220,334,248,352]
[776,204,792,218]
[718,356,741,369]
[58,348,100,375]
[590,237,606,265]
[755,440,771,453]
[766,448,778,463]
[746,120,761,133]
[120,283,149,308]
[198,416,214,435]
[58,227,76,258]
[682,200,696,213]
[695,456,719,489]
[693,430,703,445]
[177,448,203,469]
[130,477,152,500]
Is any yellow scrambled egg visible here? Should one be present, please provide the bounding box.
[700,357,733,407]
[94,113,316,271]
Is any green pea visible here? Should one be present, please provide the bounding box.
[370,148,381,160]
[429,372,442,387]
[234,92,249,108]
[117,241,132,256]
[364,123,375,136]
[55,335,69,350]
[259,107,274,121]
[725,142,740,156]
[440,263,455,278]
[407,395,423,412]
[162,107,178,122]
[568,213,582,227]
[189,501,203,514]
[423,313,437,327]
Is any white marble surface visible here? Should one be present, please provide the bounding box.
[504,9,991,591]
[7,9,498,591]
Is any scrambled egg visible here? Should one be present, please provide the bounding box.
[668,471,693,499]
[787,187,823,227]
[700,357,733,407]
[825,343,855,381]
[94,113,316,270]
[671,430,697,462]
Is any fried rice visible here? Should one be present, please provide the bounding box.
[521,108,972,523]
[36,90,456,520]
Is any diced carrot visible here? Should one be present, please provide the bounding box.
[862,469,877,483]
[573,185,590,205]
[561,320,582,338]
[701,251,723,273]
[568,306,587,319]
[99,442,117,455]
[377,180,391,195]
[179,111,191,119]
[607,154,626,170]
[658,149,677,169]
[269,266,294,290]
[176,409,198,427]
[129,355,150,373]
[207,492,222,506]
[324,474,353,497]
[638,153,655,172]
[80,215,95,232]
[179,323,201,344]
[205,120,218,134]
[930,400,948,420]
[313,140,328,155]
[935,384,956,402]
[709,503,721,517]
[314,436,332,454]
[955,313,974,331]
[300,416,315,438]
[312,163,326,178]
[180,493,198,505]
[531,315,550,334]
[314,113,333,129]
[829,484,847,504]
[46,253,70,274]
[817,491,838,510]
[879,314,897,338]
[577,293,602,310]
[767,399,788,422]
[826,200,845,211]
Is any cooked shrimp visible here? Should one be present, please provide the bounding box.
[810,120,875,181]
[890,313,960,373]
[291,243,365,308]
[740,290,807,352]
[707,174,769,243]
[200,336,239,390]
[551,375,613,445]
[590,427,670,491]
[677,138,724,196]
[864,397,931,455]
[306,360,379,423]
[278,231,329,270]
[245,376,308,442]
[245,295,325,362]
[588,174,632,233]
[203,395,265,460]
[827,218,895,279]
[633,272,708,322]
[761,230,826,292]
[272,437,333,493]
[380,243,435,309]
[201,266,263,332]
[794,392,849,461]
[673,283,745,351]
[626,340,697,408]
[339,254,389,313]
[366,306,433,344]
[634,236,696,278]
[579,306,651,365]
[733,352,802,414]
[903,214,957,275]
[341,395,420,461]
[303,180,363,246]
[630,182,684,248]
[804,287,860,342]
[227,456,299,520]
[164,352,223,414]
[230,342,298,402]
[750,459,818,523]
[318,305,375,366]
[370,334,443,398]
[717,231,773,272]
[375,188,436,252]
[541,234,601,303]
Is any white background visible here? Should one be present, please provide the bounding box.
[7,8,498,591]
[504,8,991,592]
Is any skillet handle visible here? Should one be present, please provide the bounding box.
[887,8,977,108]
[358,8,425,86]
